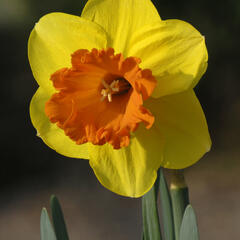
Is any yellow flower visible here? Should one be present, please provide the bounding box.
[29,0,211,197]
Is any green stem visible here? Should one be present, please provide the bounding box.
[142,175,162,240]
[170,170,189,240]
[159,169,175,240]
[50,195,69,240]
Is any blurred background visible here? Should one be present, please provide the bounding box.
[0,0,239,239]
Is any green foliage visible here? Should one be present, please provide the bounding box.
[159,169,174,240]
[40,173,200,240]
[40,208,57,240]
[142,179,162,240]
[142,169,200,240]
[40,196,69,240]
[170,186,189,240]
[179,205,199,240]
[50,195,69,240]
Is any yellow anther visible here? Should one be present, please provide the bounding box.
[101,79,119,102]
[101,79,109,89]
[108,93,112,102]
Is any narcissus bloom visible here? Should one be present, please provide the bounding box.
[29,0,211,197]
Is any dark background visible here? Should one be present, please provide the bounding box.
[0,0,239,239]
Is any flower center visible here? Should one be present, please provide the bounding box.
[45,48,157,149]
[100,77,131,102]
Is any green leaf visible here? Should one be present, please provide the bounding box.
[179,205,199,240]
[159,169,175,240]
[142,180,162,240]
[50,195,69,240]
[40,208,57,240]
[170,171,189,240]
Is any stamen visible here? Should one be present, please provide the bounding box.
[101,89,107,96]
[111,87,119,92]
[100,95,106,102]
[101,79,110,89]
[110,80,119,88]
[108,93,112,102]
[101,79,121,102]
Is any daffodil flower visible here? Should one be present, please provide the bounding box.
[29,0,211,197]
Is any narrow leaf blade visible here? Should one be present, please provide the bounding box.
[142,183,162,240]
[179,205,199,240]
[40,208,57,240]
[50,195,69,240]
[159,169,175,240]
[170,170,189,240]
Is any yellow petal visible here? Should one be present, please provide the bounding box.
[81,0,161,55]
[144,90,211,169]
[30,87,89,159]
[28,12,108,94]
[88,134,163,197]
[128,19,208,98]
[87,89,211,197]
